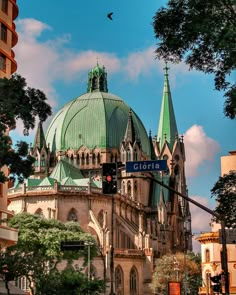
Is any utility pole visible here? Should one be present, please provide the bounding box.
[120,175,230,295]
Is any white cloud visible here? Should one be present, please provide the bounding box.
[184,125,220,177]
[190,195,213,253]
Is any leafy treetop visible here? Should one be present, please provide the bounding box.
[153,0,236,119]
[0,74,52,183]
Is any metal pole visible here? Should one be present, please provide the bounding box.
[119,175,230,295]
[88,244,90,295]
[220,220,229,295]
[110,194,115,295]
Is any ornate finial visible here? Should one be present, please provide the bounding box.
[163,61,169,77]
[149,130,152,137]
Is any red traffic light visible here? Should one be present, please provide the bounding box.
[106,175,112,182]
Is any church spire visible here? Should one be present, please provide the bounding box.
[87,63,108,93]
[124,109,136,144]
[33,121,47,150]
[157,63,178,151]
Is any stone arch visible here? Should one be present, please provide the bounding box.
[130,266,139,295]
[115,265,124,295]
[35,208,44,217]
[67,208,78,222]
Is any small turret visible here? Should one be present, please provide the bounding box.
[87,63,108,92]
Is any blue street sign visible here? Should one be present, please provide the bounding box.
[126,160,167,173]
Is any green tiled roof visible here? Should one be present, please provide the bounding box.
[45,91,150,156]
[157,65,178,151]
[60,176,77,186]
[38,177,55,186]
[49,159,84,182]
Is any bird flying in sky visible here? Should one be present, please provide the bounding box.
[107,12,113,20]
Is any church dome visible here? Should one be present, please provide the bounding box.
[45,65,151,156]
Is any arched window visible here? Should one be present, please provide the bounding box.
[67,208,78,222]
[35,208,44,218]
[127,149,131,161]
[134,182,138,202]
[127,181,132,198]
[130,266,138,295]
[205,249,210,263]
[86,153,89,165]
[134,149,137,161]
[97,153,101,164]
[81,153,85,165]
[115,266,124,295]
[92,153,96,165]
[41,154,45,167]
[34,157,39,167]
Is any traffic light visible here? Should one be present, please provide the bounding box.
[210,274,222,293]
[102,163,117,194]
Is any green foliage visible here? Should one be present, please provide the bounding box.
[150,252,201,295]
[35,267,104,295]
[153,0,236,119]
[211,170,236,228]
[1,213,99,295]
[0,74,52,183]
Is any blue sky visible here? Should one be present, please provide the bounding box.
[12,0,235,250]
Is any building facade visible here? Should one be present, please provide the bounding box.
[8,64,192,294]
[0,0,18,248]
[197,150,236,295]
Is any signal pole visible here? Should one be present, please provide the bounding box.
[110,193,115,295]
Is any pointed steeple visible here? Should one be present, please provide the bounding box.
[33,121,47,150]
[157,63,178,151]
[87,62,108,93]
[148,130,156,160]
[124,109,136,144]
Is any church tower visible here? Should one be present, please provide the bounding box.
[153,64,192,253]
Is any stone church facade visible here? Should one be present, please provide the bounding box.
[8,63,192,294]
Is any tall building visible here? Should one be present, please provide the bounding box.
[0,0,18,248]
[8,63,192,294]
[197,150,236,295]
[0,0,18,79]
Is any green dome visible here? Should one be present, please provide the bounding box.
[45,91,151,156]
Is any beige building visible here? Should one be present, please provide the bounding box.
[8,64,192,294]
[0,0,18,248]
[197,151,236,295]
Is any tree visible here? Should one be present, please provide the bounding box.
[153,0,236,119]
[0,213,102,295]
[0,74,52,183]
[150,252,201,295]
[211,170,236,228]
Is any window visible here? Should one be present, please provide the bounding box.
[1,0,8,13]
[130,267,138,295]
[115,266,124,295]
[1,23,7,42]
[0,53,6,71]
[67,208,78,221]
[15,276,30,291]
[205,249,210,263]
